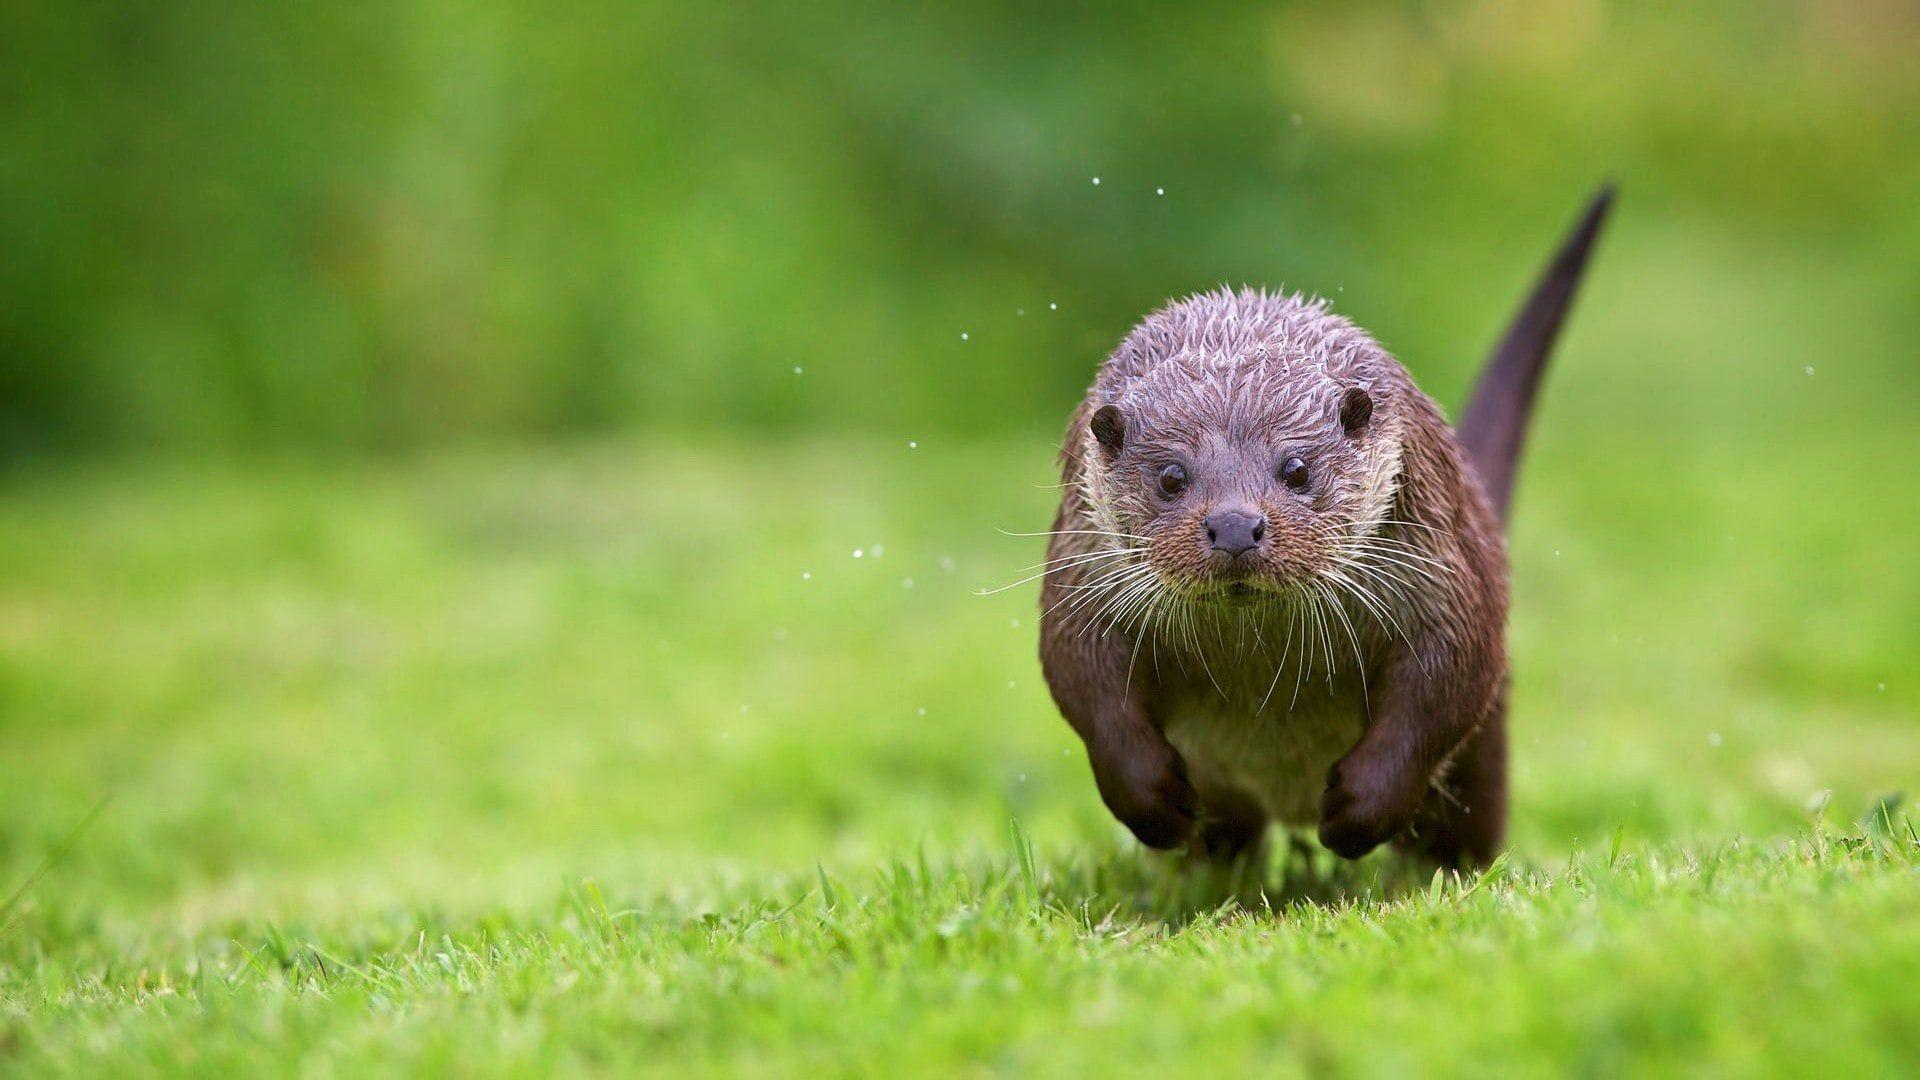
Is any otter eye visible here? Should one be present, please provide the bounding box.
[1156,463,1188,498]
[1280,457,1309,490]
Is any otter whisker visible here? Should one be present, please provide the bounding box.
[1095,576,1149,625]
[1061,581,1145,635]
[1082,571,1163,638]
[1296,588,1321,699]
[1333,559,1403,618]
[1349,556,1425,607]
[1151,591,1185,664]
[1325,563,1405,640]
[1010,552,1143,576]
[1347,534,1452,570]
[1307,585,1338,696]
[1345,546,1447,587]
[1372,517,1444,536]
[1193,610,1227,699]
[1038,562,1154,637]
[997,528,1151,542]
[1042,572,1147,626]
[1048,560,1154,594]
[1113,573,1170,630]
[1006,546,1145,575]
[1345,559,1433,607]
[1375,536,1442,557]
[1346,536,1450,570]
[1122,603,1151,696]
[1057,562,1155,620]
[1070,566,1154,613]
[1073,582,1135,638]
[1318,578,1370,708]
[977,549,1143,595]
[1256,591,1303,715]
[1176,597,1204,684]
[1289,587,1320,710]
[1330,553,1415,622]
[1142,596,1171,683]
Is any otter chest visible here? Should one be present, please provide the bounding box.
[1159,685,1367,826]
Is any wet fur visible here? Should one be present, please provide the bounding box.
[1038,189,1611,869]
[1040,290,1507,867]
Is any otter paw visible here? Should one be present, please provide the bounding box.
[1317,759,1417,860]
[1098,752,1199,850]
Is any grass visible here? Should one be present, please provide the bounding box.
[6,823,1919,1074]
[1,425,1916,1073]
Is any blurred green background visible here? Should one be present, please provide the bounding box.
[4,0,1915,460]
[2,2,1919,1070]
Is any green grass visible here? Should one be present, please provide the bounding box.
[7,824,1920,1075]
[1,434,1916,1074]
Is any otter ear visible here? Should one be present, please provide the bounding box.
[1339,387,1373,437]
[1090,405,1127,456]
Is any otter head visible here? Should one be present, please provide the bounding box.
[1082,292,1406,609]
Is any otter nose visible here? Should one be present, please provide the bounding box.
[1204,508,1265,557]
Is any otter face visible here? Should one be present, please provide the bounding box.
[1088,378,1396,606]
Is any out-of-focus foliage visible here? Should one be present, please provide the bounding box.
[3,0,1916,458]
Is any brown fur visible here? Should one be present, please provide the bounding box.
[1039,289,1507,866]
[1036,187,1612,868]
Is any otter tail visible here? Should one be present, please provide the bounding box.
[1458,184,1615,525]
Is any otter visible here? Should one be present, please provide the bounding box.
[1038,188,1613,868]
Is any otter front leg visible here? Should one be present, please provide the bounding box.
[1318,634,1501,861]
[1040,620,1196,850]
[1084,702,1199,850]
[1400,695,1507,869]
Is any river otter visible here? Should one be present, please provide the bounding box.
[1038,188,1613,867]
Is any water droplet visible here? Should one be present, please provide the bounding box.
[871,544,885,558]
[1007,680,1016,689]
[801,572,811,581]
[1805,365,1815,376]
[793,366,803,375]
[1707,732,1722,747]
[1016,307,1026,316]
[1010,618,1020,628]
[908,440,918,449]
[852,549,864,559]
[960,332,969,341]
[917,707,927,716]
[1155,187,1165,196]
[1048,302,1058,311]
[1091,176,1101,185]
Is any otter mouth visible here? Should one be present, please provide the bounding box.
[1206,581,1276,608]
